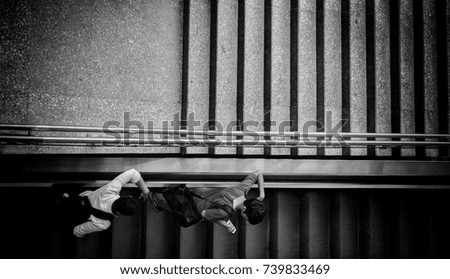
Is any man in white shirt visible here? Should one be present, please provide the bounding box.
[70,168,149,237]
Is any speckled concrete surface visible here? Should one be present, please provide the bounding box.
[324,0,342,155]
[215,0,238,155]
[271,0,290,155]
[0,91,28,124]
[448,0,450,135]
[186,0,210,154]
[1,0,447,157]
[375,0,392,156]
[0,2,33,126]
[28,92,89,125]
[0,145,174,154]
[8,0,183,102]
[297,0,316,155]
[448,0,450,136]
[1,0,183,154]
[423,0,438,157]
[400,0,415,156]
[350,0,367,156]
[243,0,264,155]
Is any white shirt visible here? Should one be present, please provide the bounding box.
[73,169,142,237]
[232,195,246,210]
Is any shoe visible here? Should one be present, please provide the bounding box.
[149,192,164,212]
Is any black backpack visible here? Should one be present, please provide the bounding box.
[161,184,233,227]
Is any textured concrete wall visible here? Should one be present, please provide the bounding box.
[448,0,450,136]
[324,0,342,155]
[1,0,183,153]
[350,0,367,156]
[400,0,415,157]
[271,0,290,155]
[215,0,238,155]
[375,0,392,156]
[186,0,210,154]
[243,0,264,155]
[423,0,438,157]
[1,0,448,157]
[297,0,316,156]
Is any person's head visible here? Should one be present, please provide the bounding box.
[112,195,140,216]
[241,199,265,225]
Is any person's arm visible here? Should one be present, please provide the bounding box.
[214,219,236,234]
[254,170,265,201]
[135,177,150,201]
[108,169,149,201]
[73,221,106,238]
[240,170,265,199]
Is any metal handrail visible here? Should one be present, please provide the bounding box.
[1,135,449,147]
[1,123,450,139]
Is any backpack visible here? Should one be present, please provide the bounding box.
[161,184,233,227]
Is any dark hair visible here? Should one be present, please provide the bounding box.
[243,199,265,225]
[113,196,140,216]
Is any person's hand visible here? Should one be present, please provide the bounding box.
[139,189,150,201]
[226,220,236,234]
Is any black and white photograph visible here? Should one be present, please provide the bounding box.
[0,0,449,275]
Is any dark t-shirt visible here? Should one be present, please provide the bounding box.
[191,173,258,222]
